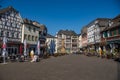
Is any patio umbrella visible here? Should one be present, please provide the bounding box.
[19,45,22,55]
[49,40,55,55]
[2,36,7,64]
[37,40,40,55]
[24,39,27,56]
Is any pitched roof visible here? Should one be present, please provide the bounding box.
[81,26,87,34]
[86,18,111,28]
[57,30,77,36]
[39,24,47,31]
[46,34,56,38]
[101,14,120,32]
[23,18,42,27]
[113,14,120,20]
[0,6,18,14]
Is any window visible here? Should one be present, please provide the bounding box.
[109,31,112,36]
[12,23,16,27]
[28,26,31,31]
[0,20,2,24]
[33,28,36,32]
[11,13,14,17]
[119,28,120,34]
[12,32,14,38]
[17,33,19,38]
[113,30,117,36]
[9,32,11,37]
[7,32,9,37]
[72,44,77,47]
[14,32,17,38]
[24,34,27,40]
[32,36,34,41]
[0,30,1,36]
[6,22,11,26]
[35,37,38,41]
[17,24,19,28]
[2,21,5,25]
[28,35,31,41]
[107,31,110,37]
[103,32,107,38]
[0,25,2,28]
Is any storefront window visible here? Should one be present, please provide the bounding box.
[107,31,110,37]
[103,32,107,38]
[119,28,120,34]
[109,31,112,36]
[113,30,117,36]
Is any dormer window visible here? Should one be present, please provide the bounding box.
[108,20,113,27]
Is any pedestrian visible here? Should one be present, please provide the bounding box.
[30,50,34,62]
[99,47,103,57]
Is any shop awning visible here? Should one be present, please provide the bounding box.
[107,40,120,44]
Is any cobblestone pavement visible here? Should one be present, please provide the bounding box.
[0,54,119,80]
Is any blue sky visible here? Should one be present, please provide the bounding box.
[1,0,120,35]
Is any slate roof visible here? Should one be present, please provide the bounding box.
[86,18,111,28]
[102,14,120,32]
[81,18,111,33]
[0,6,18,14]
[81,26,87,34]
[57,30,77,36]
[113,14,120,20]
[46,34,56,38]
[23,18,33,25]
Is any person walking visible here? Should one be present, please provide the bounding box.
[30,50,34,62]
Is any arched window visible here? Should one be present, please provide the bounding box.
[32,36,34,41]
[24,34,27,40]
[28,35,31,41]
[35,36,38,41]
